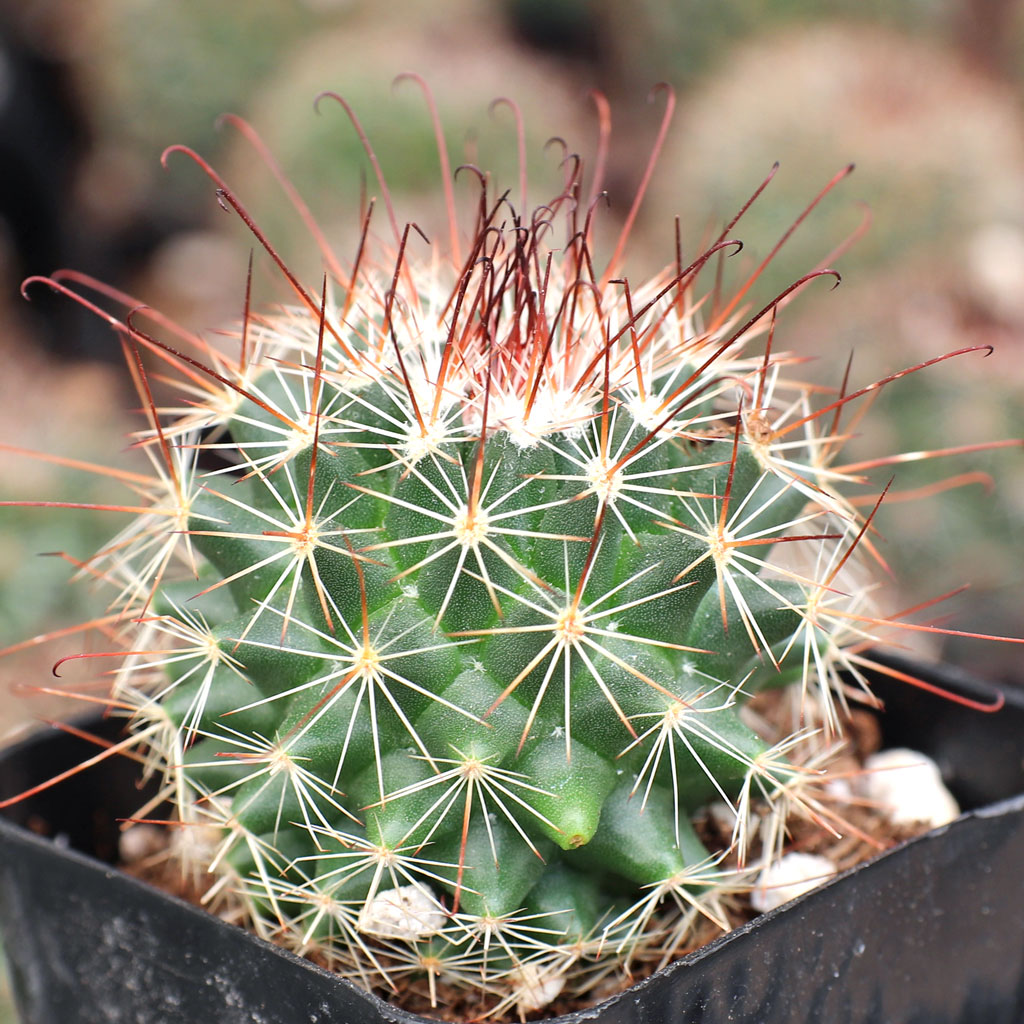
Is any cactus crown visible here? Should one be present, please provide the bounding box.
[9,88,1006,1020]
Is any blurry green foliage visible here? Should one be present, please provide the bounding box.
[0,503,119,653]
[88,0,321,166]
[505,0,957,89]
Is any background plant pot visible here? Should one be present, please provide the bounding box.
[1,655,1023,1024]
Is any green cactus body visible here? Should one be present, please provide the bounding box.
[125,248,855,1012]
[187,412,778,876]
[13,93,969,1018]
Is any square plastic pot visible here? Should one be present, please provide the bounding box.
[1,652,1023,1024]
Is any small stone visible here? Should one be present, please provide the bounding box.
[860,747,959,829]
[823,777,854,802]
[512,962,566,1013]
[170,820,223,868]
[357,884,445,940]
[118,824,165,864]
[751,852,838,913]
[708,800,737,833]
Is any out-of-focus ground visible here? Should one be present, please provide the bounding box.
[2,0,1023,733]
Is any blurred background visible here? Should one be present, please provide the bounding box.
[1,0,1023,1016]
[1,0,1023,754]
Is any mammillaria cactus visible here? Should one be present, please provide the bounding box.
[5,84,1015,1019]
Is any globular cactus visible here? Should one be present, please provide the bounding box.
[10,88,1004,1019]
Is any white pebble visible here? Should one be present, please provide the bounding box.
[118,824,165,864]
[751,852,838,913]
[512,962,566,1013]
[860,747,959,829]
[823,777,854,803]
[357,884,445,940]
[708,800,737,833]
[170,820,223,867]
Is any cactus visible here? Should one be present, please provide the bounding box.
[7,87,1013,1019]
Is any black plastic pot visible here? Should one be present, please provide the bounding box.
[2,654,1023,1024]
